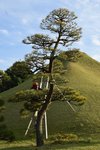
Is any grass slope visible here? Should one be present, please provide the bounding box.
[0,78,33,140]
[0,51,100,142]
[48,52,100,138]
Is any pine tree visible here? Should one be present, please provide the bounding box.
[11,8,86,146]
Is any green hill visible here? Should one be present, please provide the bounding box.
[0,51,100,140]
[48,52,100,136]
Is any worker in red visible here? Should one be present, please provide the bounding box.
[31,82,40,90]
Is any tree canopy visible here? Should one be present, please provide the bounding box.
[23,8,81,74]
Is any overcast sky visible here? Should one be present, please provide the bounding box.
[0,0,100,70]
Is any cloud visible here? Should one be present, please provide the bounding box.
[92,36,100,46]
[0,29,9,35]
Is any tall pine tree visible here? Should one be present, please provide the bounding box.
[11,8,86,146]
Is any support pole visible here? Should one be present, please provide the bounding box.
[44,76,49,139]
[25,117,33,136]
[40,76,43,89]
[46,77,49,89]
[24,76,44,136]
[44,111,48,139]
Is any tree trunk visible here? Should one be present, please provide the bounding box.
[35,113,44,146]
[35,35,60,147]
[35,82,54,147]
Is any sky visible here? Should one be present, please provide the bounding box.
[0,0,100,70]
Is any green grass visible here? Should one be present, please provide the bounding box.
[0,78,33,139]
[0,78,33,99]
[0,140,100,150]
[47,52,100,137]
[0,51,100,148]
[0,140,34,150]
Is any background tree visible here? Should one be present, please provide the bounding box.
[6,61,32,86]
[17,8,83,146]
[0,61,32,93]
[0,70,11,92]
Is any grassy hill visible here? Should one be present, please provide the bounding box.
[0,51,100,141]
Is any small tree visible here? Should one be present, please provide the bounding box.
[16,8,84,146]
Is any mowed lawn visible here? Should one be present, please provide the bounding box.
[0,140,100,150]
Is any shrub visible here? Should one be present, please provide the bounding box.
[52,133,79,144]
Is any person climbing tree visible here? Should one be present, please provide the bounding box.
[31,82,41,90]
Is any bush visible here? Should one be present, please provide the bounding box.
[52,133,79,144]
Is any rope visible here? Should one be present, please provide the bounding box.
[55,83,76,112]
